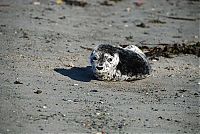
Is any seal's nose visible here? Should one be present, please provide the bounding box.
[96,66,103,70]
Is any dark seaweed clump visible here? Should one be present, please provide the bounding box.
[139,42,200,59]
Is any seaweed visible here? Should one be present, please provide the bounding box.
[120,42,200,59]
[139,42,200,59]
[62,0,88,7]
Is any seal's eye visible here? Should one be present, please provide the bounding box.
[93,56,97,61]
[107,58,112,62]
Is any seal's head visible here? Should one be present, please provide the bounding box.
[90,44,119,78]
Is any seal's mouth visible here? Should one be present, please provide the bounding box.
[94,71,106,78]
[94,68,105,74]
[92,66,107,74]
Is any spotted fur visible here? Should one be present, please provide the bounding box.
[90,44,151,81]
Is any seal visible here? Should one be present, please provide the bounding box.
[90,44,151,81]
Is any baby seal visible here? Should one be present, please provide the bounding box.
[90,44,151,81]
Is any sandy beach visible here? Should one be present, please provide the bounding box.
[0,0,199,133]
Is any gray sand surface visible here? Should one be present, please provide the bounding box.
[0,0,199,133]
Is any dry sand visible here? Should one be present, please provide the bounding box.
[0,0,199,133]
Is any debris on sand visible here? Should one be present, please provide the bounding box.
[100,1,115,6]
[56,0,63,4]
[33,1,40,5]
[0,4,10,7]
[19,31,29,39]
[42,105,47,109]
[63,62,74,67]
[160,15,197,21]
[90,89,98,92]
[34,90,42,94]
[125,35,134,42]
[58,16,66,20]
[136,22,149,28]
[120,42,200,59]
[14,81,23,84]
[134,0,144,7]
[80,46,93,51]
[110,0,123,2]
[148,19,166,24]
[100,0,123,6]
[139,42,200,59]
[60,0,88,7]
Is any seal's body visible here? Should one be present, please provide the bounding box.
[90,44,151,81]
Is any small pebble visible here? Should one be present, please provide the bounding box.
[96,112,101,116]
[68,99,73,102]
[99,101,104,104]
[73,84,78,86]
[90,89,98,92]
[134,0,144,7]
[126,7,131,12]
[73,99,79,102]
[40,128,44,131]
[56,0,63,4]
[59,16,66,19]
[42,106,47,109]
[168,74,174,77]
[34,90,42,94]
[136,22,149,28]
[158,116,163,119]
[124,24,129,27]
[64,62,74,67]
[33,1,40,5]
[14,81,23,84]
[194,93,198,96]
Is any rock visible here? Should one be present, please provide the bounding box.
[34,90,42,94]
[14,81,23,84]
[90,89,98,92]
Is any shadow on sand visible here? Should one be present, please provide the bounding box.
[54,66,95,82]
